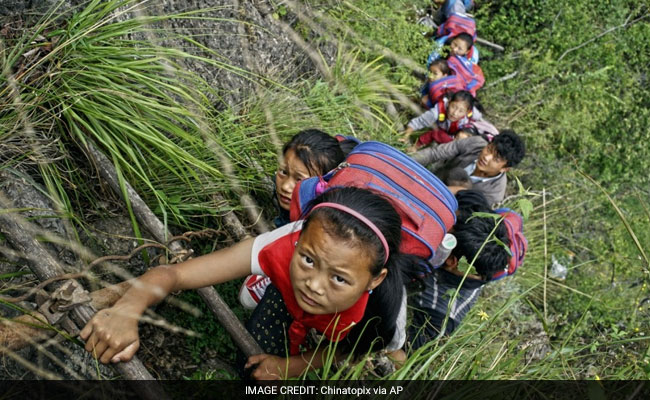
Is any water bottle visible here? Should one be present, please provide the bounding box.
[431,233,457,267]
[549,254,568,280]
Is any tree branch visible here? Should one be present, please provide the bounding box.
[558,13,648,61]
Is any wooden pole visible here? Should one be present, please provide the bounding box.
[85,142,263,357]
[0,282,132,354]
[0,196,168,399]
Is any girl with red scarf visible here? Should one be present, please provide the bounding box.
[80,187,415,380]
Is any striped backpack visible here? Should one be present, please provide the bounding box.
[289,141,458,262]
[437,13,477,41]
[423,75,466,109]
[447,55,485,96]
[491,208,528,280]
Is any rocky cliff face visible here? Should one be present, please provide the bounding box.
[1,0,326,107]
[0,0,329,380]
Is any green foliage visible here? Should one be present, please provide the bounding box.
[159,281,248,364]
[3,0,648,381]
[476,0,649,189]
[317,0,432,86]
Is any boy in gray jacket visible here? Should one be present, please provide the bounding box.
[412,130,525,205]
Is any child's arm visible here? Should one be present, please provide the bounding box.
[407,107,440,132]
[399,125,415,143]
[400,107,440,145]
[80,238,255,364]
[411,137,464,166]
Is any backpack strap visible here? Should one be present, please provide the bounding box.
[437,98,447,122]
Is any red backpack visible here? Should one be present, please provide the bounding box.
[425,75,466,109]
[491,208,528,280]
[436,13,477,41]
[289,141,458,262]
[447,55,485,96]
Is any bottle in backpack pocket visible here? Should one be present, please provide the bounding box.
[431,233,457,267]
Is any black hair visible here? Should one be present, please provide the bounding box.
[338,139,359,156]
[302,187,420,356]
[450,32,473,49]
[448,90,474,110]
[452,190,510,280]
[456,189,490,223]
[441,167,472,188]
[283,129,345,176]
[429,59,451,76]
[492,130,525,168]
[458,124,479,137]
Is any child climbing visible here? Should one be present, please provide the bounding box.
[407,189,510,348]
[272,129,347,228]
[427,32,479,68]
[242,129,357,309]
[80,186,413,380]
[432,0,474,24]
[402,90,482,150]
[420,59,465,109]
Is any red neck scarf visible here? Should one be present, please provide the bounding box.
[257,230,369,355]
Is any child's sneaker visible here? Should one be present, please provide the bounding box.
[239,275,271,309]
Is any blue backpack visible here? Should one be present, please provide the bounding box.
[289,141,458,262]
[443,0,474,18]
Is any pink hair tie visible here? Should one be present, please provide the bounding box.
[310,202,390,265]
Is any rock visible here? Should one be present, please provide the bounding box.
[1,0,330,108]
[0,169,77,269]
[79,215,158,284]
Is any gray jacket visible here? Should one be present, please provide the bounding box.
[407,102,482,132]
[412,136,507,205]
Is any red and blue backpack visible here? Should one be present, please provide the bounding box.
[491,208,528,280]
[424,75,466,109]
[447,55,485,96]
[437,13,477,41]
[334,134,361,145]
[289,141,458,262]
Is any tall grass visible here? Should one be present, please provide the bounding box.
[2,0,279,232]
[1,0,648,381]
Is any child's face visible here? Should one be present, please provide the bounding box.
[448,100,470,122]
[476,143,509,177]
[276,149,311,211]
[450,38,470,57]
[290,216,386,315]
[428,65,446,82]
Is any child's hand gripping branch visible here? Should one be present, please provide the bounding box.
[80,186,409,380]
[399,126,415,143]
[79,238,255,364]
